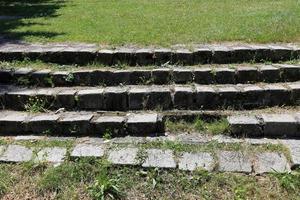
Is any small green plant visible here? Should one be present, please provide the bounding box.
[17,77,31,85]
[24,97,47,113]
[0,166,14,196]
[206,118,230,135]
[194,118,206,132]
[272,171,300,192]
[44,77,54,87]
[64,73,74,83]
[103,129,113,140]
[88,165,122,200]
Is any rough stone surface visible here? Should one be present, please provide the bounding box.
[77,89,104,110]
[218,151,252,173]
[173,85,195,109]
[261,114,298,137]
[0,145,32,162]
[142,149,176,168]
[178,152,214,171]
[0,112,29,134]
[92,115,125,133]
[126,113,159,135]
[194,68,214,84]
[173,68,193,84]
[108,148,139,165]
[59,112,94,135]
[281,140,300,168]
[27,113,60,134]
[195,85,218,109]
[35,147,67,163]
[254,152,290,174]
[259,65,280,83]
[71,144,105,157]
[228,115,262,137]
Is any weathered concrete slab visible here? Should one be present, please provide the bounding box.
[71,144,105,157]
[108,148,139,165]
[178,152,214,171]
[281,139,300,168]
[218,151,252,173]
[254,152,290,174]
[0,145,32,162]
[126,113,159,135]
[260,114,298,137]
[142,149,176,168]
[35,147,67,163]
[228,115,262,137]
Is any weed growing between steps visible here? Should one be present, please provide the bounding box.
[0,160,299,199]
[166,117,230,135]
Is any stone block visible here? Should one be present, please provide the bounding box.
[27,113,60,134]
[235,66,259,83]
[136,49,154,66]
[241,85,266,108]
[58,112,94,135]
[0,112,29,134]
[52,71,72,86]
[274,64,300,82]
[113,48,136,65]
[193,47,212,64]
[13,68,34,84]
[260,114,298,137]
[172,49,193,65]
[77,89,104,110]
[254,152,290,174]
[178,152,214,171]
[35,147,67,163]
[288,82,300,105]
[152,68,172,84]
[211,46,233,64]
[173,68,193,84]
[214,68,235,84]
[0,145,32,162]
[54,88,77,109]
[173,85,195,109]
[91,70,114,86]
[126,113,159,135]
[71,144,105,157]
[268,45,293,62]
[92,115,125,136]
[230,46,256,62]
[195,85,218,109]
[142,149,176,168]
[30,69,52,86]
[97,50,114,65]
[103,87,128,111]
[0,69,13,83]
[259,65,280,83]
[5,88,36,110]
[108,148,139,165]
[146,86,172,110]
[263,84,291,106]
[154,48,172,65]
[227,115,262,137]
[218,151,252,173]
[128,70,152,84]
[281,140,300,168]
[128,87,149,110]
[194,68,214,84]
[217,86,240,108]
[72,70,92,86]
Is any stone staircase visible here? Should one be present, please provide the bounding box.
[0,43,299,173]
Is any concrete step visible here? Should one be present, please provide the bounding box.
[228,113,300,138]
[0,110,164,136]
[0,82,299,111]
[0,43,299,65]
[1,64,300,86]
[0,136,294,173]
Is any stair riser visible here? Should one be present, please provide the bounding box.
[0,112,164,136]
[1,64,300,86]
[1,84,299,111]
[0,45,299,65]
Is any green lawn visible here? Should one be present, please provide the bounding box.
[0,160,300,200]
[1,0,300,46]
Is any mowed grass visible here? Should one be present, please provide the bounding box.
[0,160,300,200]
[0,0,300,45]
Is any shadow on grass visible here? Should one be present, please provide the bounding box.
[0,0,65,44]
